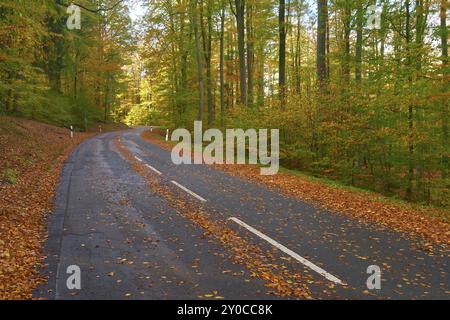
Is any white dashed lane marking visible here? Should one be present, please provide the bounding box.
[132,137,344,286]
[229,217,345,285]
[170,180,207,203]
[145,164,162,175]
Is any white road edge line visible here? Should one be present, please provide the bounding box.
[171,181,207,203]
[229,217,345,285]
[134,156,143,162]
[145,164,162,176]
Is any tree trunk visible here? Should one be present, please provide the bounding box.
[257,51,265,108]
[355,0,363,82]
[234,0,247,106]
[415,0,428,72]
[405,0,415,200]
[279,0,287,107]
[342,2,351,84]
[316,0,328,89]
[192,0,204,121]
[201,0,214,125]
[246,1,254,107]
[178,0,188,115]
[294,1,303,95]
[441,0,449,179]
[220,2,226,127]
[104,74,109,121]
[44,5,65,93]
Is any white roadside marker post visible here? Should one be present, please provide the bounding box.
[70,126,74,139]
[165,129,169,142]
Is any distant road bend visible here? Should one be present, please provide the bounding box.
[36,127,449,300]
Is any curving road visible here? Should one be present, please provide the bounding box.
[35,128,449,300]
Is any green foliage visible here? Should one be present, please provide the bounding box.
[1,0,448,208]
[124,104,150,126]
[0,0,134,129]
[128,0,448,207]
[3,168,18,184]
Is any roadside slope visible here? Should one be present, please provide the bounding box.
[0,117,91,299]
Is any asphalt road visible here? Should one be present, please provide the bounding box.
[35,128,449,300]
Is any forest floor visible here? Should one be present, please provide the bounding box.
[141,131,450,248]
[0,116,126,299]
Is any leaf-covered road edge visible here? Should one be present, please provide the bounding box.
[0,117,93,300]
[115,136,314,299]
[141,131,449,249]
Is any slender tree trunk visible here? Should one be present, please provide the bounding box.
[441,0,449,179]
[414,0,430,196]
[201,0,214,125]
[192,0,204,121]
[104,74,109,121]
[441,0,449,66]
[234,0,247,106]
[220,2,225,127]
[342,2,351,84]
[316,0,328,89]
[326,9,330,81]
[226,27,234,109]
[355,0,363,82]
[45,8,65,93]
[279,0,287,107]
[73,60,78,99]
[169,8,178,121]
[405,0,415,200]
[380,1,388,65]
[178,0,188,115]
[246,1,254,107]
[257,51,265,108]
[415,0,427,72]
[294,2,302,95]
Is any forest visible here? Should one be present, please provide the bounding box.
[0,0,448,207]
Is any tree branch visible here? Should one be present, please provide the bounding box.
[229,0,237,17]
